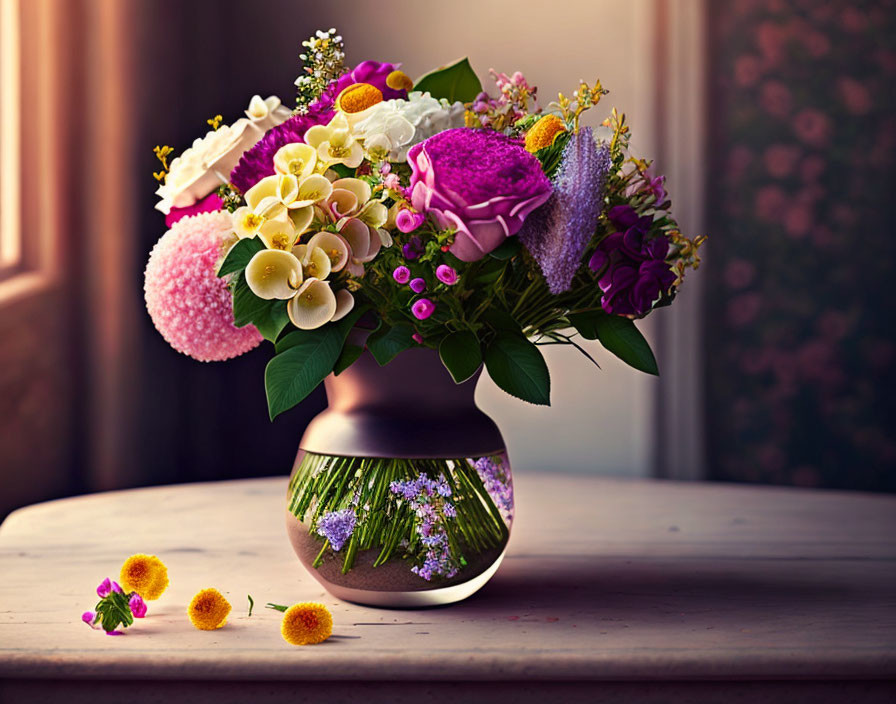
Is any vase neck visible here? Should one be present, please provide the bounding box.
[300,348,505,459]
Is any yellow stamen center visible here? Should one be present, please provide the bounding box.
[386,70,414,92]
[287,159,306,175]
[244,213,262,229]
[336,83,384,114]
[271,233,290,250]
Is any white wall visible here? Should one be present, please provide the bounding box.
[308,0,663,477]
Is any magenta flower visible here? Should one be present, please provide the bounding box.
[393,265,411,284]
[129,593,147,619]
[436,264,458,285]
[96,578,112,598]
[165,192,224,227]
[82,611,100,629]
[411,298,435,320]
[230,105,334,193]
[396,209,425,233]
[408,129,552,261]
[323,61,408,105]
[412,332,424,344]
[410,277,426,293]
[111,581,123,593]
[105,630,124,636]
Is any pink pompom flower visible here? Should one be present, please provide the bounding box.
[144,211,263,362]
[411,298,435,320]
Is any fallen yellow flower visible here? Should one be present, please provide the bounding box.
[280,602,333,645]
[188,588,232,630]
[119,554,169,601]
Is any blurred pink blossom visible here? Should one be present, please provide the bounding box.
[799,155,826,182]
[763,144,801,178]
[759,80,793,118]
[734,55,762,86]
[801,30,831,58]
[784,202,812,238]
[841,6,868,32]
[727,292,761,328]
[754,184,787,220]
[726,145,754,182]
[793,109,832,147]
[724,259,756,289]
[837,77,872,116]
[756,21,786,67]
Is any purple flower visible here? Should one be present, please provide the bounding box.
[519,128,611,294]
[129,593,147,619]
[96,578,112,598]
[316,508,357,552]
[402,236,424,260]
[230,105,334,193]
[588,205,676,316]
[396,209,425,233]
[411,298,435,320]
[435,265,458,285]
[473,456,514,520]
[82,611,100,629]
[323,61,408,106]
[393,265,411,284]
[408,129,552,261]
[409,277,426,293]
[111,581,122,593]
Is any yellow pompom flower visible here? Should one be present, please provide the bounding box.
[188,588,232,631]
[336,83,383,114]
[280,602,333,645]
[525,114,568,153]
[386,70,414,92]
[120,554,169,601]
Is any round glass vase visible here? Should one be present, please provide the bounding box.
[285,347,513,608]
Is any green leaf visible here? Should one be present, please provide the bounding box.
[488,238,521,260]
[439,331,482,383]
[414,57,482,103]
[217,237,264,277]
[333,343,364,376]
[232,274,289,342]
[594,315,659,375]
[567,311,601,340]
[329,163,355,179]
[265,325,343,420]
[367,322,415,366]
[481,308,522,335]
[484,333,550,405]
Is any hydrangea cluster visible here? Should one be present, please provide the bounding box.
[390,473,461,581]
[472,457,514,521]
[315,508,357,551]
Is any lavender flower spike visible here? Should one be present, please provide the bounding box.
[519,128,611,294]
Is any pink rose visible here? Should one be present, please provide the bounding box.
[407,129,552,262]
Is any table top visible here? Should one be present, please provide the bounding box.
[1,473,894,683]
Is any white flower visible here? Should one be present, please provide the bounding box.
[352,92,466,162]
[155,95,292,214]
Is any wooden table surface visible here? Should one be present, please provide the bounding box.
[1,474,894,703]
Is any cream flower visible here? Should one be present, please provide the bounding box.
[339,217,382,277]
[287,278,338,330]
[273,143,318,179]
[292,244,333,281]
[245,249,303,299]
[332,289,355,322]
[155,95,291,214]
[352,92,466,162]
[257,215,298,251]
[304,114,364,169]
[245,95,293,131]
[233,206,265,239]
[305,231,350,272]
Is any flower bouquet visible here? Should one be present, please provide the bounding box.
[144,29,703,606]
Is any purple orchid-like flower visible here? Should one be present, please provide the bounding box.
[408,129,552,261]
[588,205,676,316]
[321,60,408,106]
[519,128,611,294]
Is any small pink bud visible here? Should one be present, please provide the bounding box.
[411,298,435,320]
[412,333,423,344]
[96,578,112,598]
[111,581,123,593]
[396,209,425,233]
[436,264,458,285]
[82,611,100,629]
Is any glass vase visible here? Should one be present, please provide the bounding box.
[285,347,513,608]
